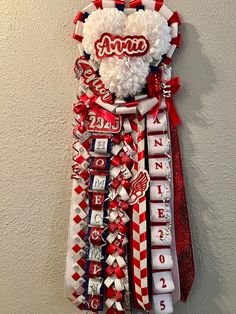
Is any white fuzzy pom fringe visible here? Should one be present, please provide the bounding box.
[99,57,150,98]
[82,8,127,63]
[82,8,172,98]
[125,10,172,63]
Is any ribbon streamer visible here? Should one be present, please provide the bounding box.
[148,71,182,127]
[75,94,117,125]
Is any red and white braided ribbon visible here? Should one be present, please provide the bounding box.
[131,114,151,311]
[65,110,91,310]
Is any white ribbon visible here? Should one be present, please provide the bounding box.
[105,255,126,268]
[105,299,124,311]
[83,88,161,116]
[73,294,86,306]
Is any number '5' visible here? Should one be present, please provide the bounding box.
[160,300,166,310]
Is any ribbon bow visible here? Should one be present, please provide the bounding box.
[108,218,128,234]
[147,72,182,127]
[107,239,126,256]
[74,93,116,124]
[106,308,124,314]
[106,265,125,280]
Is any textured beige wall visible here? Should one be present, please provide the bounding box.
[0,1,236,313]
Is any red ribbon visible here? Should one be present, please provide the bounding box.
[107,232,126,256]
[112,135,134,171]
[106,308,125,314]
[121,153,133,170]
[106,265,125,279]
[111,177,130,194]
[170,121,195,301]
[93,0,103,9]
[147,72,182,127]
[73,11,84,24]
[125,100,138,108]
[129,0,142,8]
[107,243,126,256]
[74,94,116,124]
[112,156,122,167]
[106,286,123,301]
[109,199,118,209]
[119,201,129,211]
[168,11,181,25]
[113,132,136,151]
[108,219,128,234]
[109,199,129,212]
[115,0,125,6]
[126,114,138,132]
[74,122,86,134]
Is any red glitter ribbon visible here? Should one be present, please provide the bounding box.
[170,121,195,301]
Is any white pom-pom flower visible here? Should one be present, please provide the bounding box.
[99,57,150,98]
[82,8,126,62]
[125,9,172,63]
[82,8,172,98]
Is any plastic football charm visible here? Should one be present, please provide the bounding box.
[65,1,194,313]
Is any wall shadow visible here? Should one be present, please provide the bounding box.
[173,23,224,314]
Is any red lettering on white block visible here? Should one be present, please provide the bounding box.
[155,138,163,147]
[160,278,167,289]
[153,117,161,124]
[158,208,165,218]
[155,161,163,169]
[159,255,165,264]
[157,185,163,194]
[160,300,166,310]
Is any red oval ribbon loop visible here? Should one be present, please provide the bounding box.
[112,156,122,167]
[119,201,129,211]
[123,133,133,146]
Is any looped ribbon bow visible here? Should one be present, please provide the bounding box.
[74,94,116,125]
[106,265,125,280]
[109,199,130,212]
[107,238,126,256]
[147,71,182,127]
[112,133,137,162]
[108,217,128,235]
[106,286,124,314]
[106,308,124,314]
[106,301,124,314]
